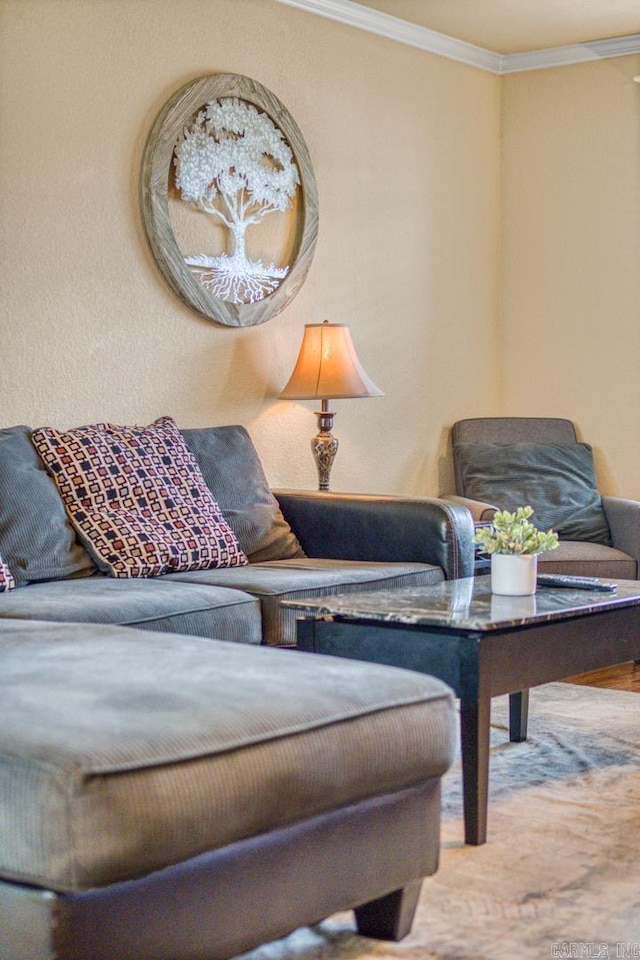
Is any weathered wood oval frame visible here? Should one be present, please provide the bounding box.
[141,74,318,327]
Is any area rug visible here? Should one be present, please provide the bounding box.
[237,682,640,960]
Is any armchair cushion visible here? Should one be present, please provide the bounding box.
[537,539,636,579]
[455,442,612,545]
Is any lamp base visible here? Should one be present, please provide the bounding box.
[311,406,338,491]
[311,429,338,492]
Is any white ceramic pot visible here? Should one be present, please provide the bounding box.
[490,553,538,596]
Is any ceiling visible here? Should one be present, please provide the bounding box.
[354,0,640,55]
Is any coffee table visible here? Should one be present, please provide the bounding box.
[286,576,640,845]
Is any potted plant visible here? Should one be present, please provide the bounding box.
[473,506,559,596]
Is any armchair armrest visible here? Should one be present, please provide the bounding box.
[441,493,499,523]
[272,490,475,580]
[602,496,640,567]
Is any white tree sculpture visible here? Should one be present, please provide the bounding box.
[173,97,300,304]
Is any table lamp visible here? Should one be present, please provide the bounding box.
[279,320,383,491]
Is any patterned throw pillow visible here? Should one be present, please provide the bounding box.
[31,417,248,578]
[0,551,16,592]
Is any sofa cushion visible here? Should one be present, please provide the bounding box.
[0,425,96,585]
[0,577,261,644]
[31,417,248,578]
[182,425,305,562]
[0,552,15,592]
[0,620,456,892]
[166,558,444,646]
[455,442,612,545]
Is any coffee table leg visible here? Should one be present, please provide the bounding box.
[509,690,529,742]
[459,694,491,845]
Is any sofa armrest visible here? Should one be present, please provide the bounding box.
[272,490,475,580]
[441,493,499,523]
[602,496,640,566]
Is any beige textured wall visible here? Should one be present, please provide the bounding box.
[501,57,640,497]
[0,0,501,495]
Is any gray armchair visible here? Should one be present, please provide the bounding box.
[443,417,639,580]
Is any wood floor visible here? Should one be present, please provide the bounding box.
[565,660,640,692]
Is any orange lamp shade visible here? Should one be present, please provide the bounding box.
[279,322,383,400]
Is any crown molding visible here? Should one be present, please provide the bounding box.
[274,0,502,72]
[502,34,640,73]
[275,0,640,74]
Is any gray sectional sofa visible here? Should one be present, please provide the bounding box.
[0,423,475,644]
[0,421,473,960]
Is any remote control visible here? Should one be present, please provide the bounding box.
[537,573,617,592]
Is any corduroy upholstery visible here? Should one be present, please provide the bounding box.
[0,422,474,646]
[454,441,611,543]
[0,576,262,643]
[165,558,443,646]
[0,619,457,959]
[182,425,305,563]
[0,420,474,958]
[0,425,96,585]
[0,620,456,892]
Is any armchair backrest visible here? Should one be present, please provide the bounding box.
[451,418,578,494]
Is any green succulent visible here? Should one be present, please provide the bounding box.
[473,506,559,556]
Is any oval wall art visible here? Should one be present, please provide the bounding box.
[141,74,318,327]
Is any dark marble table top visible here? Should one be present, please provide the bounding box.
[284,576,640,633]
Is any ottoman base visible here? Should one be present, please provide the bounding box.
[1,780,440,960]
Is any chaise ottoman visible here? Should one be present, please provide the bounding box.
[0,619,457,960]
